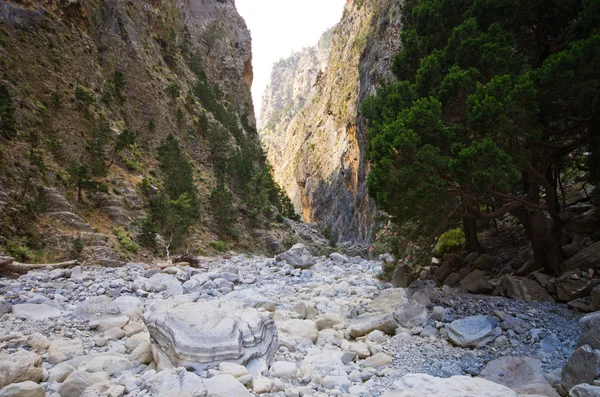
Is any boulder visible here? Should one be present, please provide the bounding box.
[0,351,43,388]
[315,313,347,330]
[48,338,84,364]
[269,361,298,379]
[494,275,554,302]
[561,345,600,391]
[74,296,128,331]
[277,319,319,343]
[591,286,600,309]
[563,241,600,271]
[203,374,251,397]
[330,253,349,263]
[347,312,398,338]
[556,274,600,302]
[143,273,183,297]
[480,356,560,397]
[81,382,126,397]
[394,303,428,329]
[367,288,409,313]
[0,381,45,397]
[460,270,493,294]
[276,243,315,269]
[79,355,133,376]
[446,316,499,348]
[217,363,248,378]
[381,374,518,397]
[474,253,499,271]
[59,371,110,397]
[143,299,277,371]
[224,290,276,312]
[363,353,393,368]
[26,333,50,352]
[12,303,62,321]
[578,312,600,350]
[143,369,207,397]
[392,265,416,288]
[570,384,600,397]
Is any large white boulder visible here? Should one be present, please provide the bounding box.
[143,369,207,397]
[276,244,315,269]
[143,299,277,371]
[480,356,560,397]
[0,350,43,388]
[446,315,499,348]
[381,374,518,397]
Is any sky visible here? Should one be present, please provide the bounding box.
[235,0,347,120]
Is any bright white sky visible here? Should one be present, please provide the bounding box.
[235,0,347,119]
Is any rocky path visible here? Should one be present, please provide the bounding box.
[0,245,596,397]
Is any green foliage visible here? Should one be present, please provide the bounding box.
[5,241,34,262]
[209,240,227,252]
[209,176,237,238]
[168,82,181,99]
[435,227,465,255]
[363,0,599,255]
[87,117,111,177]
[103,70,126,105]
[114,129,136,155]
[149,134,200,249]
[138,215,158,247]
[67,163,104,202]
[114,227,140,253]
[0,84,16,139]
[75,86,95,106]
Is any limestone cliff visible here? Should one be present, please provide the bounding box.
[0,0,279,263]
[259,0,402,242]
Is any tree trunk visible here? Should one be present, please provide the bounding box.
[462,217,481,254]
[511,208,563,275]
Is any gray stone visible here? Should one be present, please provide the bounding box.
[561,345,600,391]
[276,244,315,269]
[381,374,518,397]
[12,304,62,321]
[224,290,276,312]
[0,381,45,397]
[474,253,498,271]
[446,316,499,348]
[347,312,398,338]
[480,356,559,397]
[570,384,600,397]
[0,351,43,388]
[494,275,554,302]
[394,303,428,329]
[204,374,251,397]
[270,361,297,379]
[557,274,600,302]
[367,288,409,313]
[563,241,600,271]
[578,312,600,350]
[143,273,183,297]
[59,371,110,397]
[278,319,319,343]
[363,353,393,368]
[460,270,493,294]
[392,264,415,288]
[143,369,207,397]
[143,299,277,371]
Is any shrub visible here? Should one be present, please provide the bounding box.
[209,176,236,238]
[114,227,140,253]
[435,228,465,255]
[5,242,34,262]
[0,84,16,139]
[138,215,157,247]
[75,86,95,105]
[209,240,227,252]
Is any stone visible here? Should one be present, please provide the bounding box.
[143,273,183,297]
[381,374,518,397]
[392,265,416,288]
[556,273,600,302]
[394,303,428,329]
[224,290,276,312]
[48,339,83,364]
[81,382,126,397]
[578,312,600,350]
[25,333,50,351]
[494,275,554,302]
[563,241,600,271]
[315,313,346,330]
[74,296,128,331]
[480,356,559,397]
[363,353,393,368]
[143,299,277,371]
[12,304,62,321]
[59,371,110,397]
[276,244,315,269]
[367,288,409,313]
[278,319,319,343]
[143,369,207,397]
[432,306,448,322]
[446,315,499,348]
[217,363,248,378]
[47,363,75,383]
[330,253,349,263]
[203,374,252,397]
[322,375,350,392]
[349,341,371,359]
[561,345,600,391]
[0,351,43,388]
[474,253,499,271]
[252,377,273,393]
[592,286,600,309]
[347,312,398,338]
[270,361,297,379]
[570,384,600,397]
[460,270,493,294]
[0,382,45,397]
[79,355,134,376]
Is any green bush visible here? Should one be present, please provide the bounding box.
[209,176,237,238]
[75,86,95,105]
[435,228,465,255]
[5,242,34,262]
[138,215,158,247]
[0,84,16,139]
[114,227,140,253]
[209,240,227,252]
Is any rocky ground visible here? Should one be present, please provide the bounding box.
[0,244,598,397]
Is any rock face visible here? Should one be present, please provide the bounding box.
[0,0,268,259]
[143,299,278,371]
[259,0,403,242]
[381,374,519,397]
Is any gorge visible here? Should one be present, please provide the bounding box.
[0,0,599,396]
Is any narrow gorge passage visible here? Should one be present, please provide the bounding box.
[1,0,599,396]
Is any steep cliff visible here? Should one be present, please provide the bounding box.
[0,0,285,263]
[259,0,402,243]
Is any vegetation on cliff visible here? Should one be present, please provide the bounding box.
[363,0,599,274]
